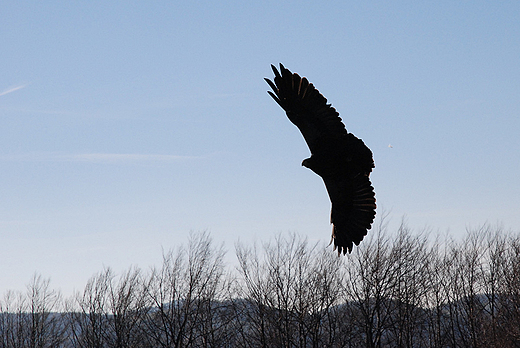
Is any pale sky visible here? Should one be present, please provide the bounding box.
[1,1,519,296]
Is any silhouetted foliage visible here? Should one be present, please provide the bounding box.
[1,226,520,347]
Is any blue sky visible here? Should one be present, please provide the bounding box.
[1,1,519,296]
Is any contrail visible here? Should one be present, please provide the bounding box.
[0,84,27,97]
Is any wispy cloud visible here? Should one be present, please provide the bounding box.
[0,84,27,97]
[0,152,199,163]
[69,153,198,163]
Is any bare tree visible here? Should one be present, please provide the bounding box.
[233,239,271,348]
[142,231,228,348]
[69,268,113,348]
[0,275,67,348]
[385,224,432,347]
[479,227,508,346]
[24,274,67,348]
[235,232,345,348]
[106,267,149,348]
[342,219,399,348]
[0,290,27,348]
[498,233,520,346]
[423,235,451,348]
[444,228,491,348]
[1,276,68,348]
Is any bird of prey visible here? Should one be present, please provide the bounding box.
[265,64,376,254]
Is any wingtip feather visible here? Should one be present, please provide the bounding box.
[264,77,277,92]
[267,91,284,109]
[271,64,281,79]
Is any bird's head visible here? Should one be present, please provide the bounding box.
[302,157,324,177]
[301,157,312,169]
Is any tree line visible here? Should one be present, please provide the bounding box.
[1,221,519,348]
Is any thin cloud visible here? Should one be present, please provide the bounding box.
[0,84,27,97]
[0,152,199,163]
[69,153,198,163]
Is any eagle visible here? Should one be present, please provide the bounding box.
[265,64,376,254]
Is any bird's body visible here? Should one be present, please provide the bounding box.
[265,64,376,254]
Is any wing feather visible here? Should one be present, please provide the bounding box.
[325,174,376,254]
[265,64,347,154]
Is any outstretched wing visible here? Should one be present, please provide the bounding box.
[265,64,374,175]
[264,64,348,156]
[324,174,376,254]
[265,63,376,254]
